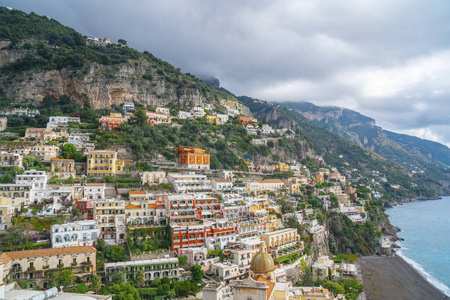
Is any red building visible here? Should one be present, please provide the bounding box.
[166,194,223,224]
[237,115,254,126]
[76,200,94,220]
[171,223,213,252]
[99,113,126,131]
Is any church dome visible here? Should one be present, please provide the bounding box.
[250,244,275,273]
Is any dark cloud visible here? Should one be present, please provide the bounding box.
[2,0,450,146]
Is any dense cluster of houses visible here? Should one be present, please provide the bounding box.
[0,102,376,299]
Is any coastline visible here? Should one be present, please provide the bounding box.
[359,255,448,300]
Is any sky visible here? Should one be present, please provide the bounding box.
[2,0,450,147]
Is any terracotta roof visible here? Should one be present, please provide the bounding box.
[129,191,146,195]
[258,179,284,184]
[120,159,133,162]
[126,205,141,209]
[51,158,74,161]
[212,178,230,183]
[254,276,275,300]
[85,183,105,186]
[0,246,96,264]
[148,205,165,209]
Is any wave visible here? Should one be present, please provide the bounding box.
[397,250,450,297]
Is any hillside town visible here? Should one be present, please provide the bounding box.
[0,101,383,300]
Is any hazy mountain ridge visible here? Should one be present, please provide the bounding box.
[281,101,450,169]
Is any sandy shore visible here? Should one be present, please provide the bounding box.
[358,255,447,300]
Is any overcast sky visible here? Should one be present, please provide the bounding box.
[2,0,450,147]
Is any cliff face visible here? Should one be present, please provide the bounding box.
[0,62,246,112]
[0,39,249,113]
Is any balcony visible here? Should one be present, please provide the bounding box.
[57,264,64,268]
[26,266,36,272]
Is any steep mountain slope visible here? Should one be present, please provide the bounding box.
[239,96,450,199]
[385,130,450,166]
[0,7,248,114]
[279,102,450,182]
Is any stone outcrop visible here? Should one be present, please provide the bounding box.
[0,41,248,113]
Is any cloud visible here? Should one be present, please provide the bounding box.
[2,0,450,147]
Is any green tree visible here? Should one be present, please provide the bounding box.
[173,280,190,297]
[110,246,126,262]
[135,270,145,294]
[91,275,101,294]
[190,264,204,283]
[23,156,43,169]
[323,281,345,295]
[109,283,140,300]
[118,39,127,46]
[56,269,75,287]
[112,271,126,285]
[178,255,187,266]
[299,267,313,286]
[133,108,147,125]
[61,143,77,159]
[6,223,33,250]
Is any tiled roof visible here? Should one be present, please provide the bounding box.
[130,191,146,194]
[0,246,96,264]
[254,276,275,300]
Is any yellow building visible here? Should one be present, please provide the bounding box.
[0,246,96,289]
[260,228,303,258]
[275,163,290,172]
[0,197,15,231]
[315,173,324,184]
[86,150,129,176]
[264,215,281,232]
[95,199,127,245]
[205,115,218,124]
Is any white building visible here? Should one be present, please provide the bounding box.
[0,108,39,117]
[178,247,208,266]
[29,187,74,206]
[141,171,166,185]
[224,108,239,117]
[177,111,192,119]
[211,178,233,191]
[215,114,229,125]
[191,106,206,118]
[84,183,105,200]
[104,257,181,282]
[122,102,135,112]
[0,184,32,207]
[50,220,100,248]
[0,151,23,168]
[47,116,81,131]
[167,172,212,193]
[261,124,275,135]
[0,117,6,131]
[156,107,170,115]
[15,170,47,189]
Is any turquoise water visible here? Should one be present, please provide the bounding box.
[387,196,450,296]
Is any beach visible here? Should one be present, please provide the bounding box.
[359,255,447,300]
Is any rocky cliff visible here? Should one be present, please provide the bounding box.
[0,40,249,114]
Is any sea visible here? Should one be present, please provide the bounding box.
[386,195,450,296]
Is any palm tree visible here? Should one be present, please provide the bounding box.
[136,270,145,295]
[92,275,101,294]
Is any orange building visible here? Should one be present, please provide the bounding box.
[99,113,126,131]
[237,115,253,126]
[177,147,210,169]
